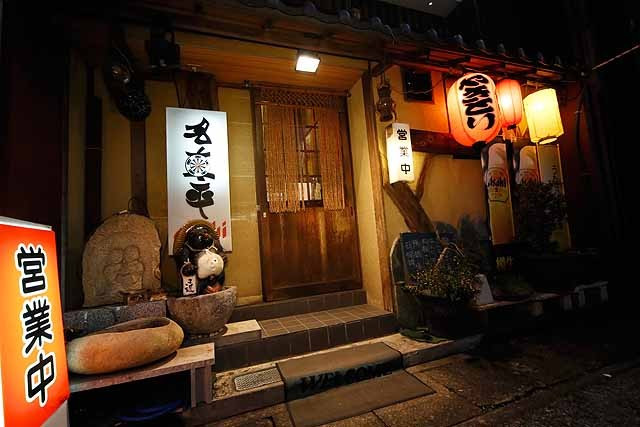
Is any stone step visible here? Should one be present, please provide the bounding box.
[180,333,484,426]
[215,304,397,371]
[229,289,367,323]
[277,342,403,400]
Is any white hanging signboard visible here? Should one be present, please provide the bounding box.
[166,107,232,252]
[386,122,415,184]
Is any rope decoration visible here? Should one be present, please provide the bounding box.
[260,88,346,213]
[316,109,345,211]
[264,106,304,213]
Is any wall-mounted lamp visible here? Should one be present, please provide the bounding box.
[376,78,396,122]
[296,51,320,73]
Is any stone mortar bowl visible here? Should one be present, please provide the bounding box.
[166,286,237,335]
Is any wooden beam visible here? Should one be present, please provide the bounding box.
[362,71,393,311]
[84,68,102,237]
[130,118,147,212]
[410,129,479,158]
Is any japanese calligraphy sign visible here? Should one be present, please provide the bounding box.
[386,122,415,184]
[0,217,69,427]
[166,108,232,252]
[447,73,501,147]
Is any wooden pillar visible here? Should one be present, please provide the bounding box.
[362,71,393,311]
[84,68,102,237]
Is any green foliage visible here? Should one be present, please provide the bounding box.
[514,180,567,253]
[493,272,534,300]
[404,248,479,303]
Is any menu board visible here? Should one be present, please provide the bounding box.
[399,232,443,281]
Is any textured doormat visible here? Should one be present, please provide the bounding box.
[287,370,433,427]
[277,342,402,400]
[234,367,281,392]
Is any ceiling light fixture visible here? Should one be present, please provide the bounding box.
[296,51,320,73]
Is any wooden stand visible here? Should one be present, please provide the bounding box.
[69,343,214,408]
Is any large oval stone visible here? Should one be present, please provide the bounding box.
[167,286,237,335]
[67,317,184,375]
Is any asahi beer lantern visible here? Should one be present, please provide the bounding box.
[447,73,501,147]
[482,143,515,245]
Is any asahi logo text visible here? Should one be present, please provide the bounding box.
[487,168,509,202]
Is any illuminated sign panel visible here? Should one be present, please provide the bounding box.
[0,217,69,427]
[166,108,232,252]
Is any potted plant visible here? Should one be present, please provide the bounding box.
[513,180,602,291]
[399,245,481,339]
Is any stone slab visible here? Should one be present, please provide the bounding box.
[415,356,540,408]
[277,342,402,400]
[374,390,482,427]
[215,320,262,348]
[63,301,167,334]
[185,403,293,427]
[70,342,214,393]
[377,333,484,368]
[184,361,285,424]
[287,371,433,427]
[320,412,386,427]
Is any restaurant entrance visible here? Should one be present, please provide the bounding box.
[253,90,362,301]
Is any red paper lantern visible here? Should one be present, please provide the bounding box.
[496,79,523,129]
[447,73,501,147]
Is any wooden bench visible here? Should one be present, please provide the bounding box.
[69,343,214,408]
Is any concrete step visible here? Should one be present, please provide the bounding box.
[277,342,403,400]
[180,333,484,426]
[230,289,367,322]
[214,304,397,371]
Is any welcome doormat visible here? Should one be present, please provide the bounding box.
[287,370,434,427]
[276,342,402,400]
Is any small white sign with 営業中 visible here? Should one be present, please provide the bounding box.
[166,107,232,252]
[386,122,415,184]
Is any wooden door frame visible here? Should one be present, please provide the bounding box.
[250,91,362,301]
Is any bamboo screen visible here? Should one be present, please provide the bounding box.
[258,88,346,213]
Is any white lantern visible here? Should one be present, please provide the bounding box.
[523,88,564,144]
[386,123,415,184]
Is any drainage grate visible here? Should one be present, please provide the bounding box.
[234,368,281,392]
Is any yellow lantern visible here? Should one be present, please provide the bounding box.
[523,88,564,144]
[447,73,501,147]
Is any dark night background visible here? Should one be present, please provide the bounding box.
[1,0,639,303]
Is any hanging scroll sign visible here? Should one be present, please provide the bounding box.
[166,107,232,252]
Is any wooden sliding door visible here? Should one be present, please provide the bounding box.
[252,90,361,301]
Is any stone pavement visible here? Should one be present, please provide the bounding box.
[204,306,640,427]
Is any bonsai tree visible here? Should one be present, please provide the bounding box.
[513,180,567,253]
